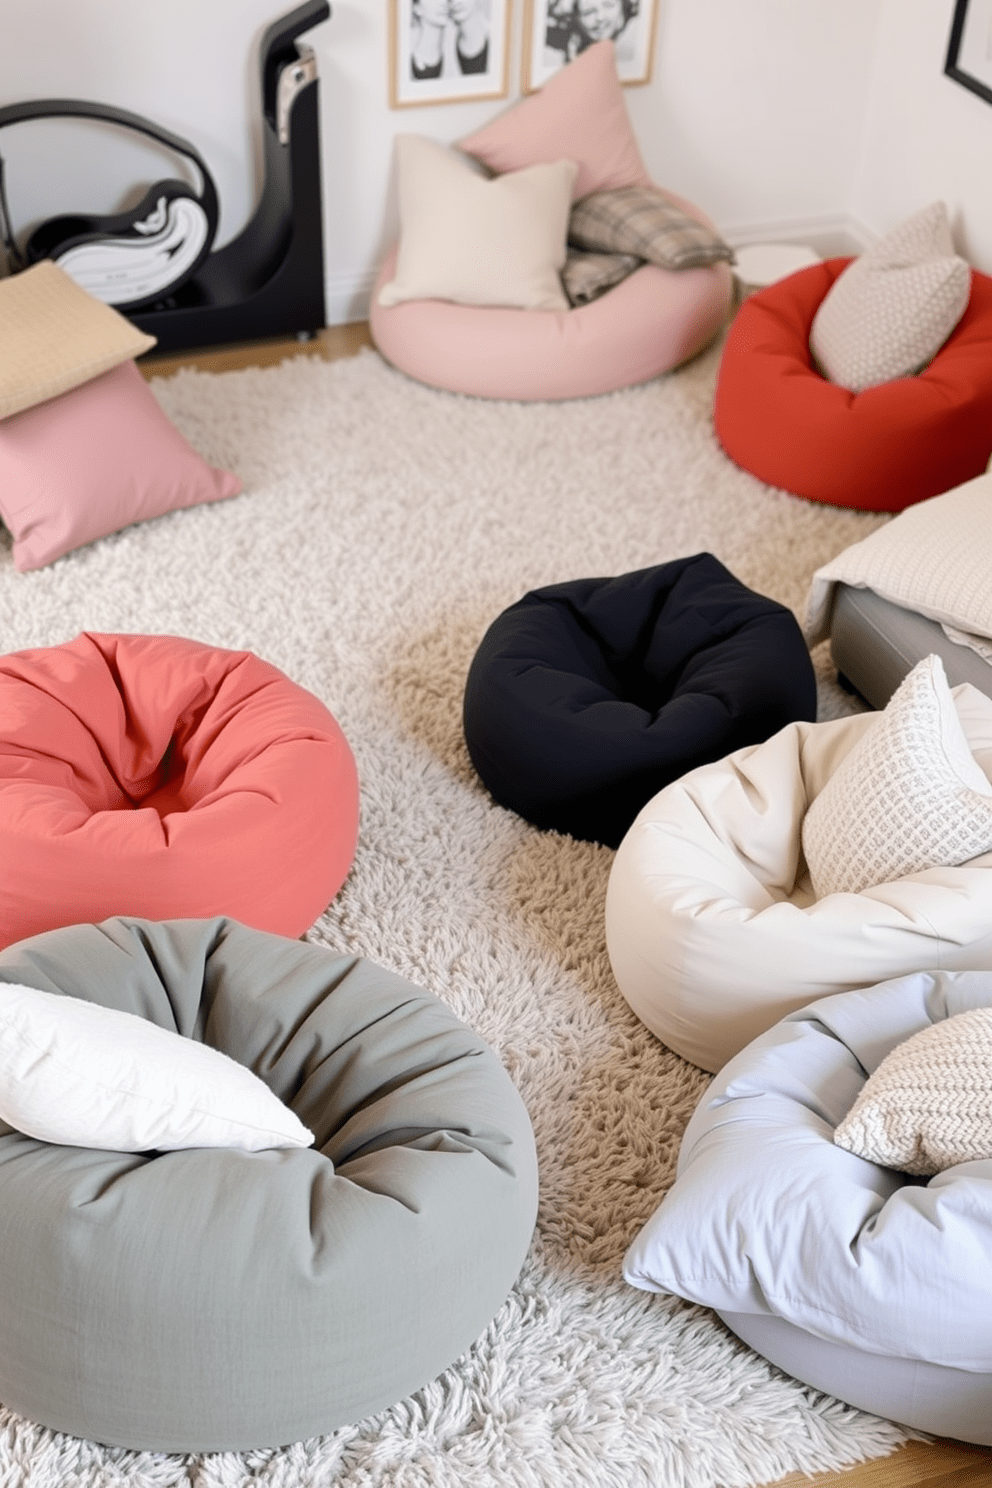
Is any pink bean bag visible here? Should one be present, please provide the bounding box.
[0,632,360,948]
[368,42,733,400]
[369,245,733,401]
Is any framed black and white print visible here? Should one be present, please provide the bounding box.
[389,0,511,106]
[945,0,992,106]
[521,0,658,92]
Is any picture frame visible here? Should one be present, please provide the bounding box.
[521,0,658,92]
[945,0,992,106]
[389,0,511,107]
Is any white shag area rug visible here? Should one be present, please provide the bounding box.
[0,339,914,1488]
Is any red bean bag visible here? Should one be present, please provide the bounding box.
[0,632,360,948]
[713,258,992,512]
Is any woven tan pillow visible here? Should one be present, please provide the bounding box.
[834,1007,992,1175]
[0,261,156,420]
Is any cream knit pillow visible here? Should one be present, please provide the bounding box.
[809,202,970,392]
[377,134,577,312]
[834,1007,992,1175]
[801,654,992,898]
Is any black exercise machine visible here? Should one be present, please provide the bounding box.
[0,0,330,353]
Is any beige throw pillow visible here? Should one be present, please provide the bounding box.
[834,1008,992,1175]
[561,247,641,306]
[568,186,734,272]
[0,260,156,420]
[801,653,992,898]
[378,135,577,312]
[809,202,970,392]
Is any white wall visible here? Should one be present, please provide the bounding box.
[851,0,992,272]
[0,0,987,322]
[628,0,878,253]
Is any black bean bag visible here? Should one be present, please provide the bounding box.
[463,553,817,847]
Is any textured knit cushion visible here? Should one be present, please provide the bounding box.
[810,203,970,392]
[463,553,817,848]
[561,247,641,306]
[804,470,992,648]
[0,359,241,571]
[834,1007,992,1175]
[377,136,577,312]
[0,260,155,420]
[713,258,992,513]
[621,968,992,1442]
[568,186,735,271]
[0,917,538,1451]
[605,680,992,1073]
[459,39,651,200]
[0,631,360,948]
[0,980,314,1153]
[802,654,992,898]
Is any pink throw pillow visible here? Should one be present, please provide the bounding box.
[0,359,242,572]
[459,40,651,202]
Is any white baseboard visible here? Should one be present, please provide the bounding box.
[322,211,878,327]
[324,268,379,327]
[720,211,875,258]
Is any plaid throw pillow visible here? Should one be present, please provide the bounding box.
[561,248,642,306]
[569,187,734,272]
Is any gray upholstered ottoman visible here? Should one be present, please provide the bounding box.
[0,918,538,1452]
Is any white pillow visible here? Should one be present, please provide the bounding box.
[809,202,971,391]
[0,982,314,1153]
[834,1007,992,1175]
[801,653,992,898]
[377,134,577,312]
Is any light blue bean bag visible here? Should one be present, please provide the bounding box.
[624,970,992,1443]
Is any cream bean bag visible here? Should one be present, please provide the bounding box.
[605,666,992,1073]
[624,970,992,1443]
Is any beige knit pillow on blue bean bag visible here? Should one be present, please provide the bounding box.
[834,1006,992,1174]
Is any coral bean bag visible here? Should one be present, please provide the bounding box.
[0,632,360,946]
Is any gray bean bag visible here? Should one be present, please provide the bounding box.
[0,917,539,1452]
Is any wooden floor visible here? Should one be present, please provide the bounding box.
[139,322,992,1488]
[138,320,376,380]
